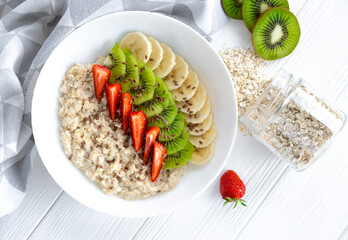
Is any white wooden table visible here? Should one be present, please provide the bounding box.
[1,0,348,239]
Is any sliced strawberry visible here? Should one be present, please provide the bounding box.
[130,111,147,152]
[151,142,166,182]
[144,127,160,164]
[92,64,110,101]
[106,83,122,120]
[120,93,132,133]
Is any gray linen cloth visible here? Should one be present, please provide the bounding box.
[0,0,228,217]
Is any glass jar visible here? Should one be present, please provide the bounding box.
[240,69,346,170]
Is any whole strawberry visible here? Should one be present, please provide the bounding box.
[220,170,247,208]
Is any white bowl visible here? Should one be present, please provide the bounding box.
[32,11,238,217]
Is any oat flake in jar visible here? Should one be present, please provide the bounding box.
[240,69,346,170]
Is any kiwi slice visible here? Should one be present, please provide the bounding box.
[243,0,289,32]
[162,141,194,170]
[158,114,185,142]
[156,77,175,106]
[129,62,156,105]
[104,43,126,80]
[160,128,189,155]
[148,105,178,128]
[222,0,244,20]
[113,49,139,92]
[252,7,300,60]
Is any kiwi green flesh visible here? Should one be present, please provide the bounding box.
[156,77,175,106]
[159,114,185,142]
[252,8,300,60]
[112,49,139,92]
[129,62,156,105]
[222,0,244,20]
[162,141,194,170]
[105,43,126,80]
[148,105,178,128]
[243,0,289,32]
[160,128,189,155]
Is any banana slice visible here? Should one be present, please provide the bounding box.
[171,70,199,102]
[189,122,216,148]
[120,32,152,63]
[190,142,215,165]
[154,43,176,78]
[183,97,211,124]
[187,112,213,136]
[176,83,207,114]
[163,56,189,90]
[146,37,163,70]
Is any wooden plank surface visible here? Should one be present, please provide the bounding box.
[2,0,348,239]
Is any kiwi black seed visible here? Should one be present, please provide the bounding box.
[129,62,156,105]
[158,113,185,142]
[222,0,245,20]
[243,0,289,32]
[104,42,126,80]
[252,7,300,60]
[162,141,194,170]
[148,105,178,128]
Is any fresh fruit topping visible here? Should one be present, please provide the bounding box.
[130,111,147,152]
[190,142,215,165]
[106,83,122,120]
[182,97,211,124]
[243,0,289,32]
[220,170,247,208]
[120,32,152,63]
[144,126,160,164]
[92,64,110,101]
[129,62,156,105]
[151,142,167,182]
[163,55,189,90]
[171,70,200,102]
[113,49,140,92]
[222,0,244,20]
[153,43,176,78]
[161,128,189,155]
[147,37,164,70]
[176,83,207,114]
[148,104,178,129]
[162,141,194,170]
[187,112,213,136]
[252,7,300,60]
[103,43,126,80]
[158,113,185,142]
[121,92,132,134]
[189,122,216,148]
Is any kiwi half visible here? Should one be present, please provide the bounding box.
[104,43,126,80]
[162,141,194,170]
[129,62,156,105]
[243,0,289,32]
[161,128,189,155]
[113,49,140,92]
[252,7,300,60]
[222,0,244,20]
[148,105,178,128]
[158,114,185,142]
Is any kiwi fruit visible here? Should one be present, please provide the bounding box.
[129,62,156,105]
[243,0,289,32]
[222,0,245,20]
[104,43,126,80]
[138,86,170,118]
[160,128,189,155]
[113,49,139,92]
[148,105,178,128]
[156,77,175,106]
[162,141,194,170]
[158,114,185,142]
[252,7,300,60]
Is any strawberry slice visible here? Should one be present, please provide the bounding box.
[92,64,110,101]
[130,111,147,152]
[144,127,160,164]
[151,142,166,182]
[120,93,132,133]
[106,83,122,120]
